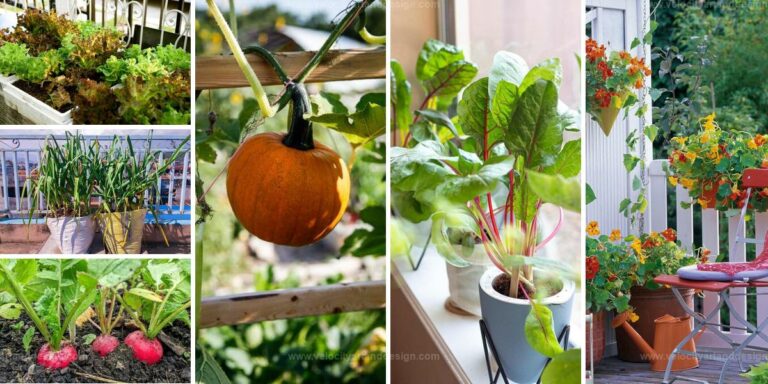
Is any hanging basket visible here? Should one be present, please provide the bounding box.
[591,91,630,136]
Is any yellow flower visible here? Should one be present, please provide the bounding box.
[685,152,697,161]
[680,178,695,190]
[701,132,710,144]
[586,221,600,236]
[702,112,717,131]
[707,145,719,159]
[698,198,708,206]
[749,139,758,150]
[609,229,622,242]
[628,310,640,323]
[631,238,642,254]
[668,176,678,186]
[671,137,687,146]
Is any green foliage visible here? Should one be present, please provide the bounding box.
[541,349,581,384]
[307,92,386,146]
[743,360,768,384]
[0,10,191,124]
[199,268,385,384]
[24,131,99,218]
[120,260,191,339]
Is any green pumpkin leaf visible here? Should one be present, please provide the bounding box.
[525,300,564,358]
[307,93,385,145]
[541,349,581,384]
[196,344,232,384]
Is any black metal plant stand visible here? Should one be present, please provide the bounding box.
[479,319,570,384]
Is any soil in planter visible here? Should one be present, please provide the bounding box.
[12,80,73,113]
[492,273,563,298]
[0,314,191,383]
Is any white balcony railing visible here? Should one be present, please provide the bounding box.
[0,134,191,219]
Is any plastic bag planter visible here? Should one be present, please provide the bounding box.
[46,215,97,254]
[479,269,575,383]
[99,209,146,254]
[446,262,487,316]
[1,76,73,125]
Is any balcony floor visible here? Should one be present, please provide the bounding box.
[594,348,768,383]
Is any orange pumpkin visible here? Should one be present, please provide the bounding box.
[226,84,350,246]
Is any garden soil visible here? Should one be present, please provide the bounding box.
[0,315,190,383]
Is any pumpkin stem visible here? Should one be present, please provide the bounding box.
[282,83,315,151]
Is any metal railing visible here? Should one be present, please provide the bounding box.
[1,0,191,50]
[0,134,191,218]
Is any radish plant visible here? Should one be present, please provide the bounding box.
[0,259,97,369]
[117,261,191,364]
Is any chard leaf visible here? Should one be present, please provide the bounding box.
[519,58,562,94]
[390,60,412,135]
[544,139,581,177]
[525,300,564,358]
[430,209,479,267]
[541,349,581,384]
[414,109,458,138]
[459,77,503,155]
[503,79,562,168]
[416,39,466,82]
[489,51,529,97]
[527,171,581,212]
[422,60,478,102]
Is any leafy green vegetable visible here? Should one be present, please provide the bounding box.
[524,301,563,358]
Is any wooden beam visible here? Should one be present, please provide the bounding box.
[195,48,386,90]
[200,280,386,328]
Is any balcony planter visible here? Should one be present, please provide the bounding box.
[1,76,73,125]
[615,286,694,362]
[46,215,96,254]
[99,209,146,254]
[445,262,486,316]
[479,269,575,383]
[586,311,606,368]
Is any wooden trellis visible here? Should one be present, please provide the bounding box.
[197,48,386,327]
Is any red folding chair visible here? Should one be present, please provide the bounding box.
[658,169,768,384]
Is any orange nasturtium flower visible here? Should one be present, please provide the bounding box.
[586,221,600,236]
[668,176,678,186]
[661,228,677,242]
[627,310,640,323]
[609,229,622,242]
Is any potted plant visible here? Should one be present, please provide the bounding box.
[94,134,189,254]
[0,9,191,125]
[615,229,702,362]
[668,113,768,210]
[586,38,650,135]
[585,223,636,366]
[392,41,581,382]
[25,132,98,254]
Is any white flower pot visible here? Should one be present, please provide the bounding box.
[46,215,96,254]
[445,262,487,316]
[1,76,73,125]
[479,269,575,384]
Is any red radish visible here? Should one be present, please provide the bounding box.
[37,343,78,369]
[92,334,120,357]
[124,330,163,364]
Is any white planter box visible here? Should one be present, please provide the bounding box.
[1,76,73,125]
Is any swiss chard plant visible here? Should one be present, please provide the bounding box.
[0,259,98,369]
[390,40,581,383]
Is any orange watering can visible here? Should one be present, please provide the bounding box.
[612,312,701,372]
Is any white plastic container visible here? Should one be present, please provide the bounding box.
[47,215,97,254]
[1,76,73,125]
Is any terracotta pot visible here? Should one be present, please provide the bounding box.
[615,286,694,362]
[586,311,605,368]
